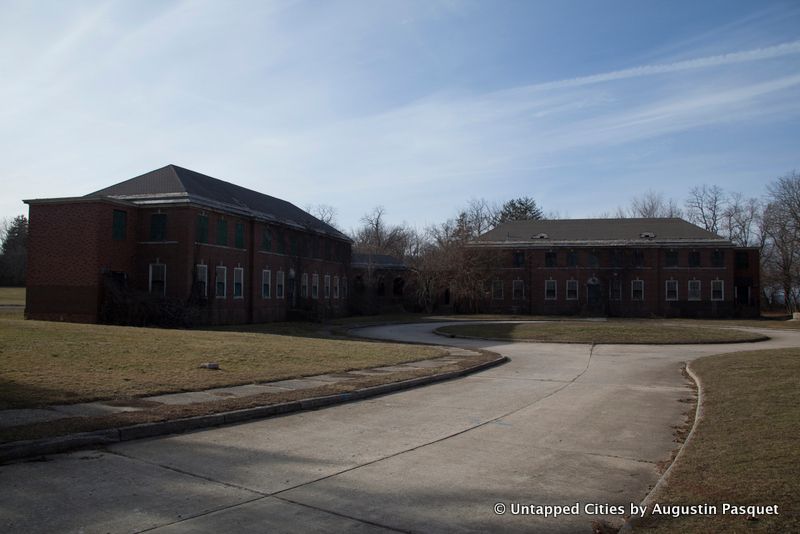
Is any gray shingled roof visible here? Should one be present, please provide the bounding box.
[87,165,349,241]
[474,218,729,246]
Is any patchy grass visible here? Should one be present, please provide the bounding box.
[0,317,446,409]
[0,287,24,306]
[632,348,800,533]
[435,321,768,344]
[664,318,800,331]
[0,351,499,444]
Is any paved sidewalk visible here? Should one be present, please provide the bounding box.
[0,346,501,462]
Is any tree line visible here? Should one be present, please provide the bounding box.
[0,215,27,286]
[344,171,800,312]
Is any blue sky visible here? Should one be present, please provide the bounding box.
[2,0,799,232]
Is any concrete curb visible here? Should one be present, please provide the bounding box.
[0,352,508,464]
[432,327,770,345]
[618,361,704,533]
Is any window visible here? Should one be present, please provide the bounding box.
[277,271,285,299]
[217,219,228,246]
[324,275,331,298]
[712,250,724,268]
[195,264,208,297]
[262,269,271,298]
[262,228,272,251]
[711,280,724,301]
[312,274,319,299]
[545,280,556,300]
[567,251,578,267]
[566,280,578,300]
[665,280,678,301]
[235,223,245,249]
[334,276,340,299]
[215,266,227,298]
[112,210,127,240]
[631,280,644,301]
[545,252,556,268]
[688,250,701,267]
[492,280,503,300]
[610,279,622,301]
[588,251,599,268]
[149,263,166,295]
[290,235,298,256]
[688,280,701,301]
[665,250,678,267]
[735,251,749,269]
[632,249,644,268]
[233,267,243,298]
[277,229,286,254]
[513,251,525,268]
[300,273,308,298]
[196,215,209,243]
[150,213,167,241]
[512,280,524,300]
[610,249,623,268]
[342,277,348,299]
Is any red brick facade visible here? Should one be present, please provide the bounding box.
[478,245,760,318]
[26,199,350,325]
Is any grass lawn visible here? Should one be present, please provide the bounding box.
[0,316,446,409]
[632,348,800,533]
[435,321,769,344]
[0,287,25,306]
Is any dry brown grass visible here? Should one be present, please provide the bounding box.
[0,316,445,409]
[0,287,24,306]
[632,348,800,533]
[435,321,768,344]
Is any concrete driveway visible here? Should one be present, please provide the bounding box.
[1,322,795,533]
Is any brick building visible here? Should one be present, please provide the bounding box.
[24,165,351,324]
[471,218,760,318]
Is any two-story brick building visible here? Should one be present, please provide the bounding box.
[471,218,759,318]
[24,165,351,324]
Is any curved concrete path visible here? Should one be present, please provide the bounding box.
[1,322,796,533]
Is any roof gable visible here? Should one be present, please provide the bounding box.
[87,165,349,241]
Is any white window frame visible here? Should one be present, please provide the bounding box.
[544,279,556,300]
[301,273,308,298]
[215,266,227,298]
[665,279,678,301]
[492,279,503,300]
[333,276,340,299]
[262,269,271,299]
[631,279,644,301]
[149,263,166,295]
[277,270,285,299]
[711,279,724,301]
[324,274,331,299]
[233,267,244,299]
[312,274,319,299]
[566,279,578,300]
[688,280,701,301]
[196,264,207,297]
[512,279,524,300]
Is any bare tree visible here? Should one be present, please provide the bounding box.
[762,171,800,311]
[685,185,726,234]
[619,190,683,218]
[305,204,339,229]
[351,206,417,259]
[721,193,761,247]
